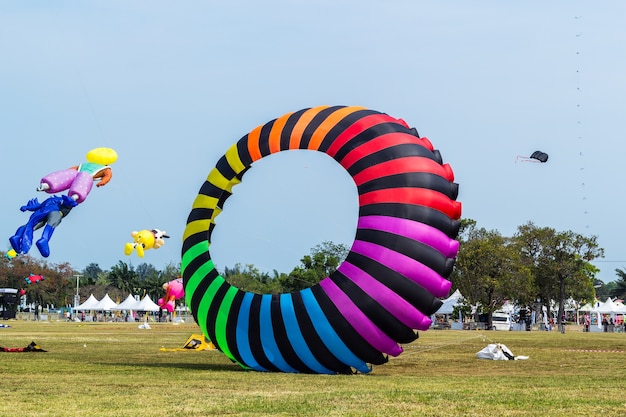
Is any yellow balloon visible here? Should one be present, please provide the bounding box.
[86,147,118,165]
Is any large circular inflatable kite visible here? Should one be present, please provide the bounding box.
[182,105,461,374]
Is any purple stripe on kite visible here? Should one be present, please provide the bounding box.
[357,215,459,258]
[338,262,432,330]
[350,240,452,298]
[318,278,403,357]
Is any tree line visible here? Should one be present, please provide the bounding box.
[2,224,626,320]
[0,241,348,310]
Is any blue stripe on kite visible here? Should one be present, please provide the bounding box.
[300,288,371,374]
[259,294,298,373]
[235,292,266,371]
[279,293,334,374]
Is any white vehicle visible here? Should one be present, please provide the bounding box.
[491,311,511,331]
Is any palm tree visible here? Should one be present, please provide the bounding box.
[108,261,137,295]
[612,268,626,299]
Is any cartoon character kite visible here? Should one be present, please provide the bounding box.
[124,229,169,258]
[36,147,117,203]
[158,278,184,312]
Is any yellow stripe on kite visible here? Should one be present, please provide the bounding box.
[210,206,222,223]
[183,219,212,242]
[224,144,247,174]
[191,194,219,210]
[207,168,235,192]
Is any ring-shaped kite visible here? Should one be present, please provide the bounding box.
[182,105,462,374]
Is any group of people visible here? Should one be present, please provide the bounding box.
[582,313,624,332]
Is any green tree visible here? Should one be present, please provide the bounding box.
[280,241,349,292]
[161,262,181,281]
[452,220,534,328]
[108,261,137,295]
[0,254,76,308]
[140,264,165,300]
[611,268,626,299]
[82,263,103,285]
[594,279,614,301]
[40,261,75,309]
[514,222,602,328]
[223,263,280,294]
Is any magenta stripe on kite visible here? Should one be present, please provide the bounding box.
[350,240,452,298]
[357,215,459,258]
[318,278,403,357]
[337,262,432,330]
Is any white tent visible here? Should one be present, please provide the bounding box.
[436,289,464,315]
[93,293,118,311]
[135,295,160,312]
[73,294,100,311]
[588,298,626,330]
[594,297,622,314]
[578,301,596,312]
[110,294,139,311]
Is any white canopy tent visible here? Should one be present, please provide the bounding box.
[110,294,140,311]
[73,294,100,311]
[593,297,623,314]
[71,294,164,322]
[578,301,596,312]
[135,295,160,312]
[587,298,626,330]
[93,293,118,311]
[436,289,464,315]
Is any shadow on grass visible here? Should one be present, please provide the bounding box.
[104,360,248,372]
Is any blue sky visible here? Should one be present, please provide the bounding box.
[1,1,625,284]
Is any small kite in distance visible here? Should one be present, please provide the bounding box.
[25,274,45,285]
[516,151,549,164]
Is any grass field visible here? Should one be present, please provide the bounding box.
[1,319,624,417]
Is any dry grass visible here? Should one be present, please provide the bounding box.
[1,320,624,417]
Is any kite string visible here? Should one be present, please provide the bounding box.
[397,332,493,357]
[575,14,588,229]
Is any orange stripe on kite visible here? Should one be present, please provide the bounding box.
[247,125,263,163]
[268,112,294,154]
[289,106,330,150]
[306,106,367,151]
